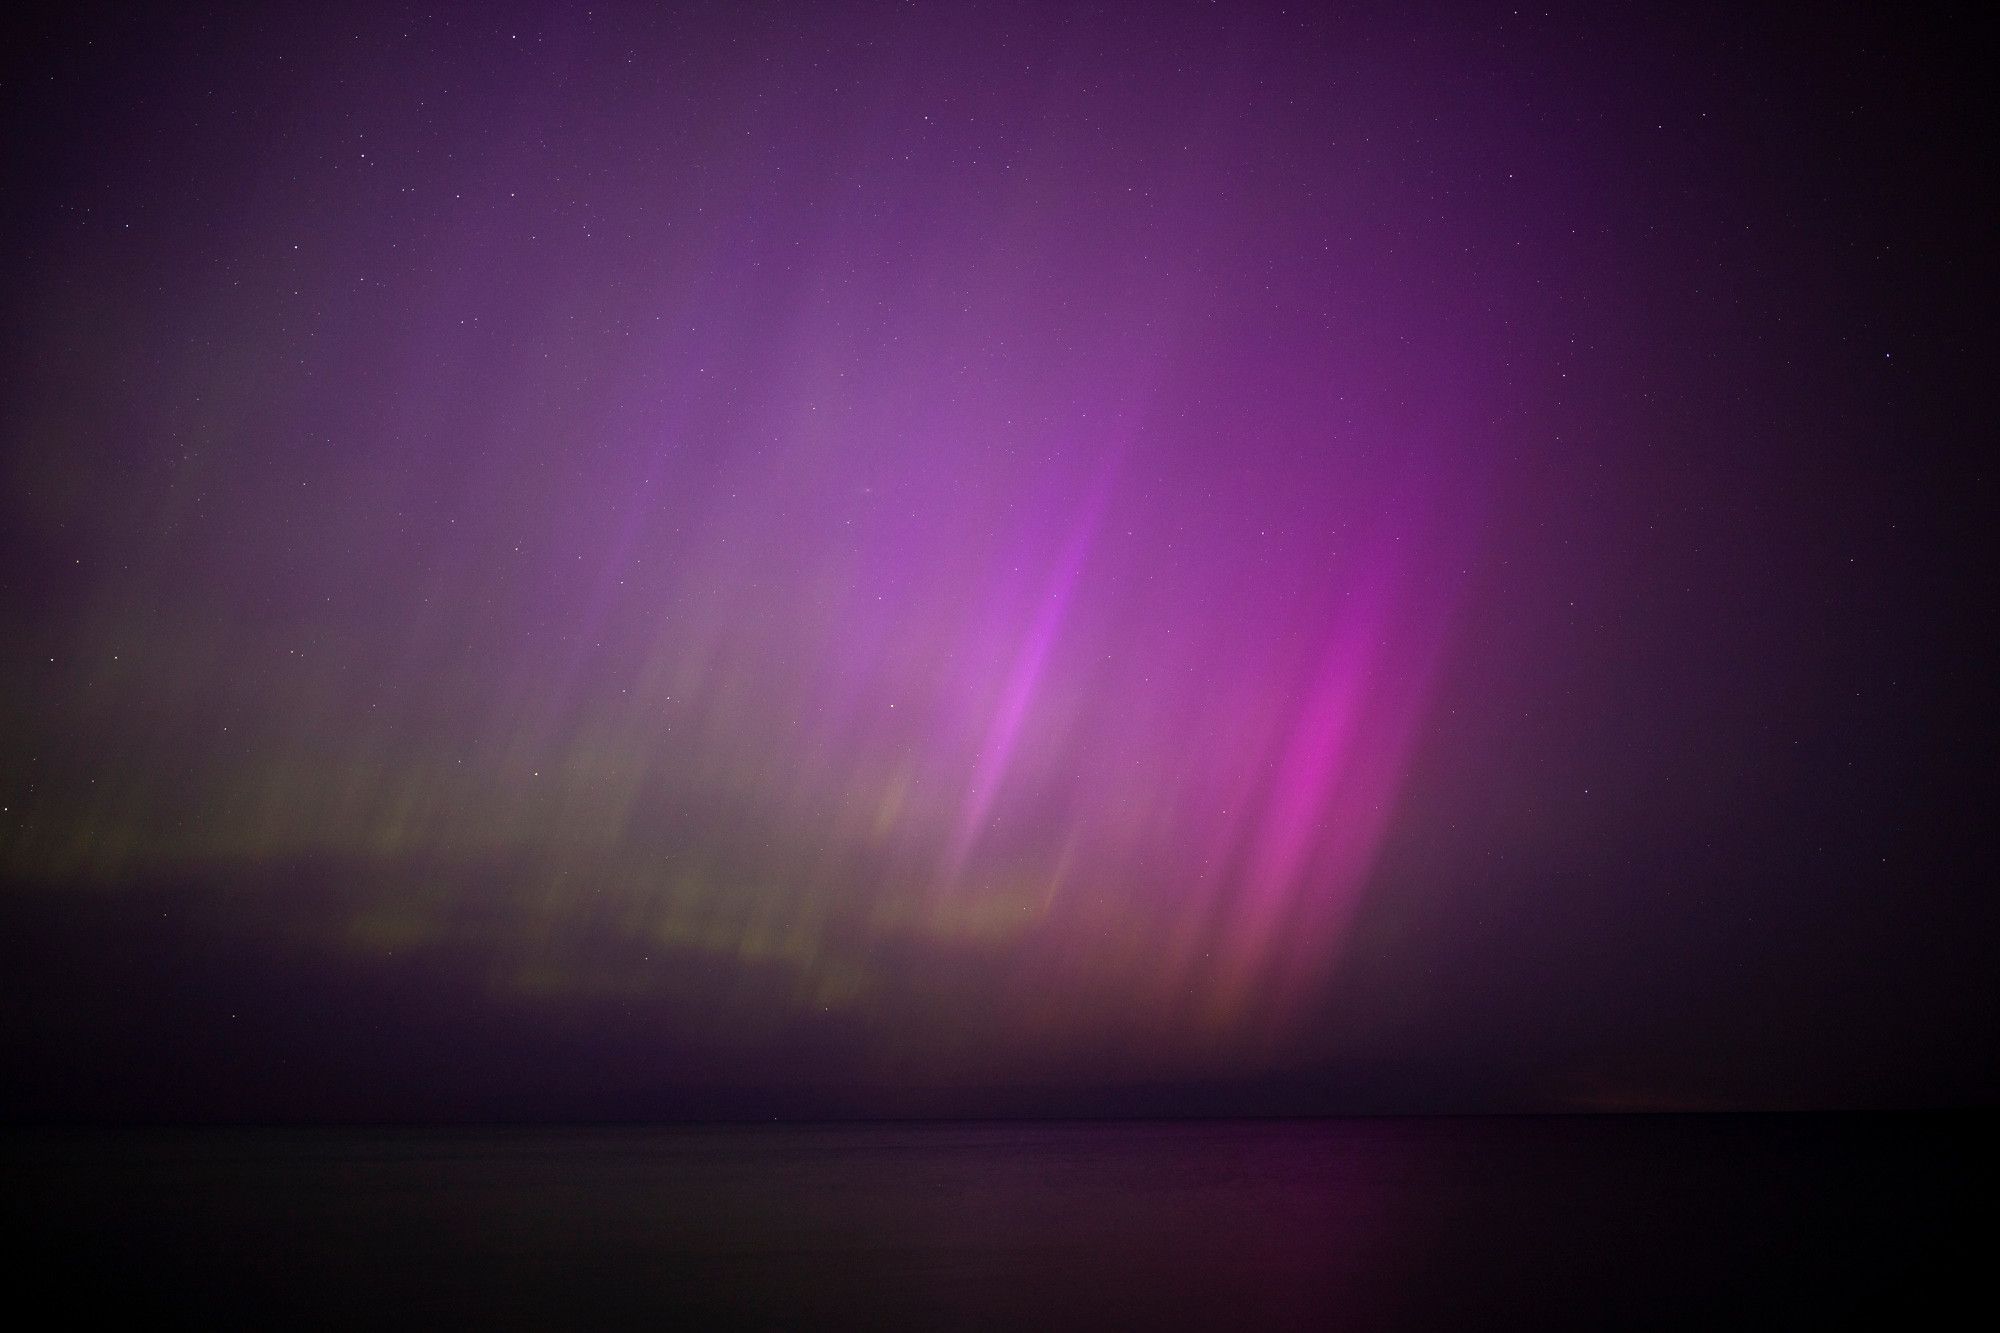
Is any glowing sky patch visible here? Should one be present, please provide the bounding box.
[9,3,1978,1118]
[0,7,1496,1078]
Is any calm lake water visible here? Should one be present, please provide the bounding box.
[4,1115,1982,1328]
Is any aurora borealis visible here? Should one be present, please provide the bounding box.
[2,3,1990,1120]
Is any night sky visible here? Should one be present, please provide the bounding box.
[1,3,1989,1121]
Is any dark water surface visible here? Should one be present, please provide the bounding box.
[4,1115,1983,1328]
